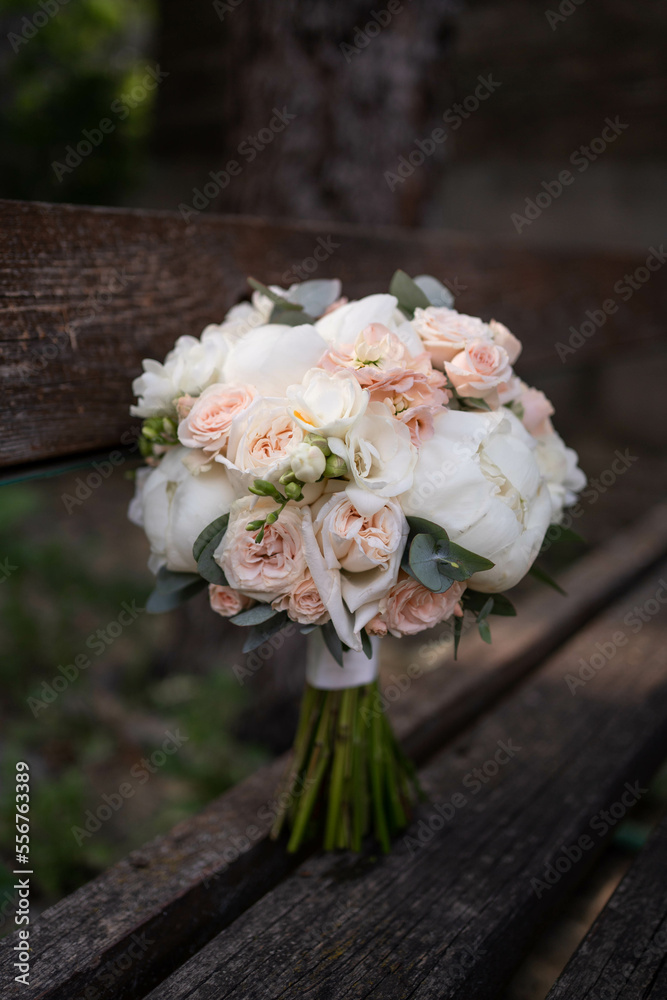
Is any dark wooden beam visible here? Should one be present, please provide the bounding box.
[1,198,664,470]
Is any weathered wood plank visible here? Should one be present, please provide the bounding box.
[546,814,667,1000]
[142,564,667,1000]
[1,507,666,1000]
[1,198,664,469]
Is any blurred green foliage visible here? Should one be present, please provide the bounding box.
[0,481,267,929]
[0,0,157,204]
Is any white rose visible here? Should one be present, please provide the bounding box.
[290,442,327,483]
[402,409,552,592]
[223,323,327,396]
[287,369,368,437]
[411,307,492,369]
[534,431,586,524]
[331,401,417,498]
[131,325,235,418]
[129,446,238,574]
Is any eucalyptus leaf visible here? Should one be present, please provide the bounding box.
[230,604,279,627]
[146,568,207,614]
[389,269,431,318]
[193,514,229,562]
[242,612,289,653]
[529,563,567,596]
[287,279,342,317]
[300,624,319,635]
[321,621,344,667]
[413,274,454,308]
[463,590,516,617]
[247,277,303,310]
[406,518,494,593]
[269,306,316,325]
[409,534,452,592]
[477,618,492,644]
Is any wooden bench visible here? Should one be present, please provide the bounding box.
[1,198,666,999]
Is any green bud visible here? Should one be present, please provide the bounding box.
[254,526,265,543]
[284,481,303,500]
[324,454,347,478]
[142,425,158,441]
[279,470,298,485]
[249,479,283,500]
[265,511,279,524]
[304,433,330,456]
[246,519,265,531]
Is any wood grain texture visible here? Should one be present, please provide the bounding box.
[1,198,665,470]
[1,507,666,1000]
[142,564,667,1000]
[546,814,667,1000]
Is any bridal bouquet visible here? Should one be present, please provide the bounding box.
[128,272,585,852]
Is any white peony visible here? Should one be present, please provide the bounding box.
[402,409,552,592]
[223,324,328,396]
[330,401,417,498]
[128,446,238,574]
[534,431,586,524]
[287,369,368,437]
[131,324,236,418]
[314,293,426,355]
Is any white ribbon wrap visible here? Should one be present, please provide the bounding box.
[306,629,380,690]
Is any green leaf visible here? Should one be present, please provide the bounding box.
[287,279,341,317]
[389,269,431,318]
[230,604,279,627]
[452,614,463,660]
[300,624,319,635]
[409,534,451,592]
[321,621,344,667]
[360,628,373,660]
[193,514,229,562]
[247,277,303,310]
[477,618,492,644]
[476,597,494,623]
[269,306,316,325]
[458,396,491,411]
[146,568,207,614]
[529,563,567,596]
[463,590,517,617]
[413,274,454,308]
[242,612,289,653]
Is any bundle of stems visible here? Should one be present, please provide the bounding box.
[271,682,421,853]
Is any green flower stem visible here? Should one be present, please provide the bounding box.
[271,681,420,854]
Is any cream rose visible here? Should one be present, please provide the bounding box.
[489,319,522,364]
[272,571,329,625]
[208,585,254,617]
[314,490,406,574]
[330,402,417,498]
[411,307,492,369]
[445,339,513,408]
[216,497,307,602]
[287,369,368,437]
[128,446,239,574]
[376,573,465,637]
[222,398,304,483]
[534,430,586,524]
[177,382,256,454]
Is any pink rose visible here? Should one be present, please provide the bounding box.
[315,493,405,574]
[411,307,492,369]
[272,571,329,625]
[178,382,256,454]
[489,320,522,365]
[216,498,307,602]
[517,386,554,437]
[209,584,254,617]
[378,573,465,637]
[365,614,388,637]
[225,399,304,479]
[445,339,513,408]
